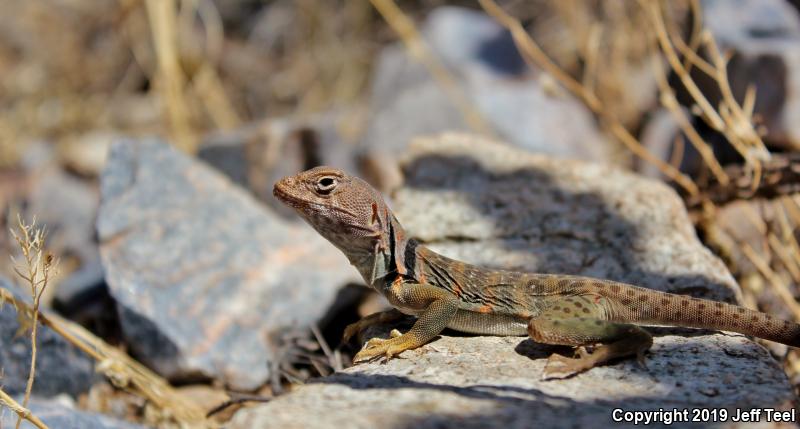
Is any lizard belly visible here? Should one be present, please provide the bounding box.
[447,309,528,336]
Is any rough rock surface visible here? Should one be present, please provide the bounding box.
[231,334,792,429]
[395,134,738,301]
[0,278,96,398]
[362,6,611,163]
[0,397,147,429]
[231,134,796,428]
[97,139,358,390]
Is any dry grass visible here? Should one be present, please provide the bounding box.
[3,215,212,428]
[0,388,48,429]
[479,0,699,195]
[8,216,56,429]
[0,287,213,428]
[0,0,378,166]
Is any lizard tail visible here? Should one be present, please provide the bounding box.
[600,284,800,347]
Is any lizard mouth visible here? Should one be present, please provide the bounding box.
[272,183,303,208]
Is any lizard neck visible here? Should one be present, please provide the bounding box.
[346,212,413,288]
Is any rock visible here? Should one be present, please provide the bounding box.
[395,134,738,301]
[97,139,359,390]
[0,278,96,398]
[230,335,793,429]
[58,130,114,177]
[0,396,147,429]
[198,112,360,214]
[362,6,612,166]
[702,0,800,43]
[694,0,800,150]
[230,133,795,427]
[24,163,102,307]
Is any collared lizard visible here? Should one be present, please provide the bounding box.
[273,166,800,378]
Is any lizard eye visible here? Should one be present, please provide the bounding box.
[316,176,337,194]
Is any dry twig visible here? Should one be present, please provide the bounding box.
[0,287,212,428]
[478,0,699,196]
[642,0,770,191]
[9,216,56,429]
[145,0,195,153]
[0,388,47,429]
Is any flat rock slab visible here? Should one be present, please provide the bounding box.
[231,334,794,429]
[0,278,96,398]
[97,139,358,390]
[394,134,739,302]
[231,134,796,427]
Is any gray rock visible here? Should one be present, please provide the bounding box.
[362,6,611,164]
[0,278,96,398]
[97,139,359,390]
[702,0,800,43]
[198,112,360,214]
[231,335,793,429]
[230,133,795,428]
[0,396,148,429]
[395,133,738,301]
[698,0,800,150]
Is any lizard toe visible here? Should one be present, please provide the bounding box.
[542,353,590,380]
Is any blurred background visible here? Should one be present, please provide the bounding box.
[2,0,800,426]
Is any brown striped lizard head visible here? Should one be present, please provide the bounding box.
[273,166,399,257]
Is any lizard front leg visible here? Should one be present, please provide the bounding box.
[353,283,458,363]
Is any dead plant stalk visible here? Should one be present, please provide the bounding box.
[0,388,47,429]
[9,217,56,429]
[477,0,699,196]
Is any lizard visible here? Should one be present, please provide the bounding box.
[273,166,800,379]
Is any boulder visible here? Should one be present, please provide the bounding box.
[395,134,737,300]
[0,278,96,398]
[97,139,359,390]
[362,6,612,166]
[231,334,792,429]
[230,134,795,428]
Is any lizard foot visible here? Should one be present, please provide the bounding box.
[352,331,413,364]
[541,352,595,380]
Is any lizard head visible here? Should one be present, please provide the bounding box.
[273,166,395,254]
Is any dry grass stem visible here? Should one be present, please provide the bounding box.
[9,216,57,429]
[182,0,241,130]
[740,244,800,320]
[370,0,493,136]
[643,0,770,192]
[652,54,729,184]
[0,288,212,428]
[145,0,195,154]
[0,388,48,429]
[478,0,699,196]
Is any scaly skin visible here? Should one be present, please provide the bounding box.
[273,166,800,379]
